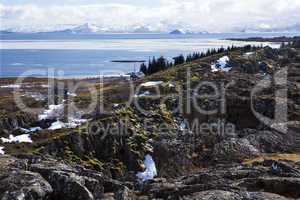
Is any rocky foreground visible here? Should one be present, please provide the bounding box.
[0,43,300,199]
[1,154,300,199]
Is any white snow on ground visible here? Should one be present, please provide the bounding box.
[48,118,88,130]
[48,120,66,130]
[20,127,42,133]
[0,84,21,89]
[23,92,47,101]
[113,104,120,108]
[243,52,255,58]
[0,146,5,155]
[136,154,157,182]
[41,84,50,88]
[1,134,33,143]
[180,121,187,131]
[211,56,232,72]
[67,92,77,97]
[66,118,88,128]
[168,83,175,88]
[135,91,151,98]
[38,104,64,121]
[245,52,254,56]
[0,84,50,89]
[141,81,163,87]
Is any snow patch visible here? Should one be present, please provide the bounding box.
[180,121,187,131]
[66,118,88,128]
[48,118,88,130]
[136,154,157,182]
[244,52,254,56]
[41,84,50,88]
[23,92,47,101]
[113,104,120,109]
[135,91,151,98]
[48,120,66,130]
[67,92,77,97]
[38,104,64,121]
[1,134,32,143]
[141,81,163,87]
[168,83,175,88]
[243,52,255,58]
[20,127,42,133]
[0,146,5,155]
[211,56,232,72]
[0,84,21,89]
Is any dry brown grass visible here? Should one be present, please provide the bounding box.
[243,153,300,165]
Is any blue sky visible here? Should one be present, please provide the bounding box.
[1,0,300,32]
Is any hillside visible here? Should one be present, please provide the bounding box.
[0,43,300,199]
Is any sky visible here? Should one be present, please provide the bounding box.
[1,0,300,32]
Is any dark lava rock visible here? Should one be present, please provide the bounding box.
[0,169,53,200]
[140,161,300,199]
[29,159,104,200]
[0,155,137,200]
[181,190,290,200]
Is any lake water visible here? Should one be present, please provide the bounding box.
[0,32,299,77]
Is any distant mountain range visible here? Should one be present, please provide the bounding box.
[0,23,158,34]
[1,23,300,35]
[169,29,185,34]
[66,23,103,34]
[169,29,206,35]
[43,23,116,34]
[235,23,300,33]
[0,23,205,35]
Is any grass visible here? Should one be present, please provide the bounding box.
[243,153,300,165]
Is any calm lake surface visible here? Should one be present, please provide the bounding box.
[0,32,299,77]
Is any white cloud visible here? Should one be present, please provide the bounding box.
[1,0,300,32]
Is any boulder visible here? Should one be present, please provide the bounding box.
[0,170,53,200]
[30,160,104,200]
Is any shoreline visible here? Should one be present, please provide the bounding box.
[226,36,300,42]
[0,74,133,80]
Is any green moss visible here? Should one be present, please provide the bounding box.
[151,130,159,140]
[125,128,149,164]
[84,158,104,171]
[119,107,134,118]
[191,75,201,83]
[70,154,82,163]
[110,160,127,177]
[138,129,148,140]
[127,140,138,149]
[30,147,44,155]
[62,145,104,171]
[158,104,173,124]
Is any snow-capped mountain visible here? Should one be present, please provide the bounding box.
[53,23,156,34]
[0,23,107,34]
[169,29,185,34]
[132,25,155,33]
[1,22,202,34]
[234,23,300,33]
[69,23,102,34]
[52,23,161,34]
